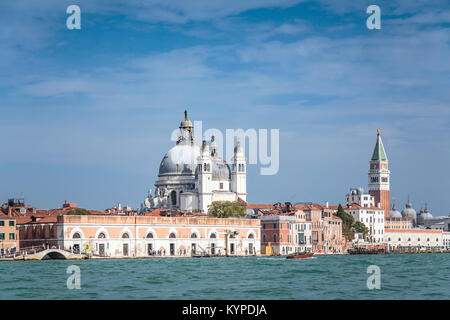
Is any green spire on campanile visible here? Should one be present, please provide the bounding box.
[371,129,388,161]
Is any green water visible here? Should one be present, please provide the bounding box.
[1,254,449,299]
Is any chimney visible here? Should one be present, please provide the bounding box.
[8,206,12,217]
[325,201,329,208]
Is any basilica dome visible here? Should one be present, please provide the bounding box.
[159,144,201,176]
[194,154,231,181]
[419,207,433,221]
[390,203,402,218]
[401,199,417,220]
[211,156,231,181]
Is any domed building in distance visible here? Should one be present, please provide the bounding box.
[401,196,417,226]
[141,111,247,213]
[417,203,433,224]
[390,201,402,218]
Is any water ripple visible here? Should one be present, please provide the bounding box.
[1,254,450,299]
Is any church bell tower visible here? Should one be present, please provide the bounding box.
[198,139,213,213]
[368,129,390,218]
[232,140,247,201]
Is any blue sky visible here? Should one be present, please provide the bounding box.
[1,0,449,215]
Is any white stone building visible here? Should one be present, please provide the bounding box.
[141,111,247,213]
[384,229,443,250]
[443,232,450,249]
[345,187,375,208]
[343,204,385,243]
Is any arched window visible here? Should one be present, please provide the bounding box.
[210,233,216,239]
[387,238,391,242]
[408,238,411,242]
[98,232,106,239]
[427,238,430,242]
[398,237,401,241]
[273,234,277,242]
[248,233,255,239]
[263,234,266,242]
[122,233,130,239]
[169,232,176,239]
[191,233,198,238]
[146,232,154,239]
[72,232,81,239]
[170,190,177,205]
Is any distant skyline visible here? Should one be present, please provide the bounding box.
[1,0,449,215]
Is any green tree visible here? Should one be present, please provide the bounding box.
[208,201,246,218]
[66,208,92,215]
[334,204,355,241]
[353,221,370,239]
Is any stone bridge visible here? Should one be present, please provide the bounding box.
[18,249,87,260]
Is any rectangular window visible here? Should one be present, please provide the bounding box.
[273,223,276,228]
[219,183,223,189]
[9,233,15,240]
[262,224,266,229]
[0,233,4,240]
[9,221,14,227]
[0,221,4,226]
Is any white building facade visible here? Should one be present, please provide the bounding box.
[345,187,375,208]
[343,204,385,243]
[384,229,443,250]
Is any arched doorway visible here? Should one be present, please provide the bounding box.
[169,232,176,255]
[190,232,198,254]
[122,233,130,256]
[146,232,154,255]
[248,233,255,254]
[210,233,217,255]
[72,232,81,254]
[97,232,107,256]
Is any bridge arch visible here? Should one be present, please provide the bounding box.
[41,249,69,260]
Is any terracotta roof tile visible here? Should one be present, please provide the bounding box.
[247,204,275,209]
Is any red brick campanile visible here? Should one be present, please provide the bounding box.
[368,129,390,218]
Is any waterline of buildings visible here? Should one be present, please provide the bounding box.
[1,112,450,260]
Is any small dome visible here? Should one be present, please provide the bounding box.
[180,110,193,128]
[401,199,417,219]
[390,203,402,218]
[211,156,231,181]
[159,144,201,176]
[180,119,193,128]
[420,206,433,220]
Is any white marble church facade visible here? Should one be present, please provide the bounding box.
[141,111,247,213]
